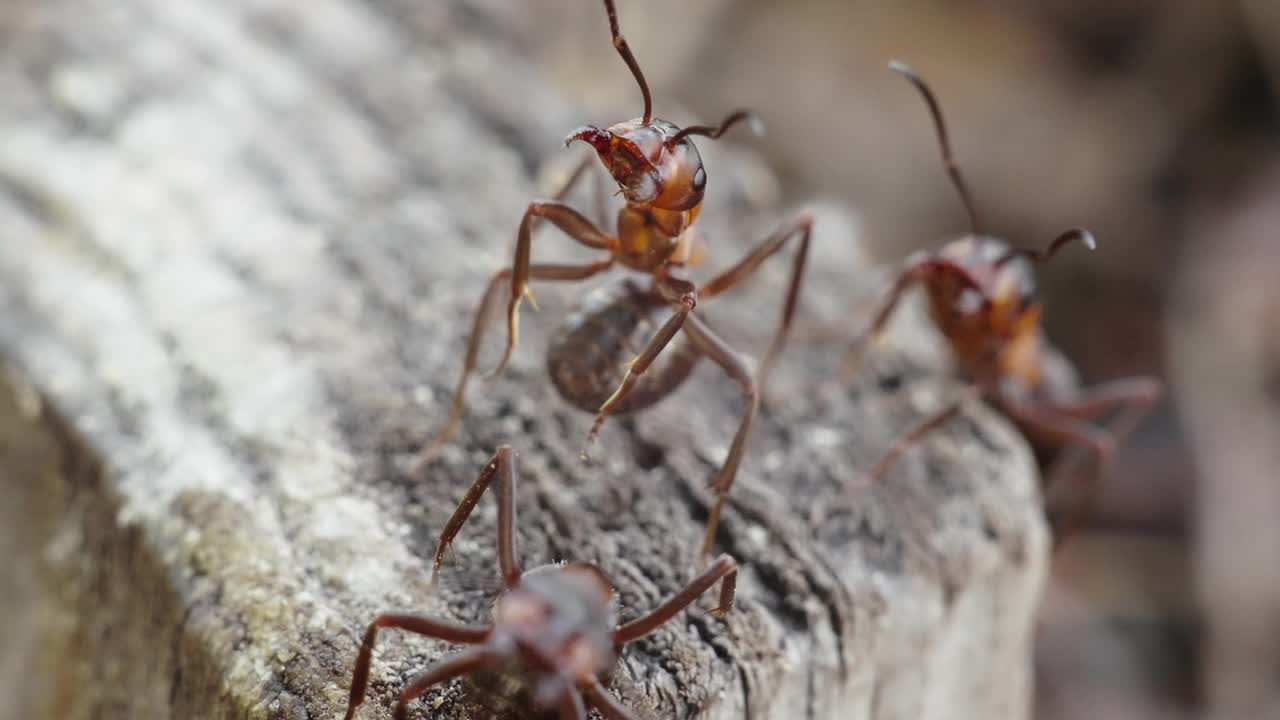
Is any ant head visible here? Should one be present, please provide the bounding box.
[891,60,1098,334]
[568,1,763,211]
[929,229,1095,341]
[496,563,618,686]
[567,113,760,211]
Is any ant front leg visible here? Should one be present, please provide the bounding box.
[539,151,612,230]
[344,614,491,720]
[498,202,617,376]
[613,554,738,645]
[681,313,760,557]
[417,258,614,468]
[698,212,813,395]
[588,277,697,439]
[390,647,505,720]
[431,446,524,588]
[840,256,981,382]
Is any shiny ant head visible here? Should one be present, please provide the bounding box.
[492,563,619,694]
[566,0,762,212]
[890,60,1096,340]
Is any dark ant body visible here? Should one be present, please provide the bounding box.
[841,61,1162,542]
[344,446,738,720]
[419,0,812,557]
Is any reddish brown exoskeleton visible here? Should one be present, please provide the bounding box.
[840,61,1162,544]
[344,446,738,720]
[418,0,813,557]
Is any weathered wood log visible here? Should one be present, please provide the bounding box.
[0,1,1048,718]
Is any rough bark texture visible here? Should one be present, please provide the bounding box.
[0,1,1048,718]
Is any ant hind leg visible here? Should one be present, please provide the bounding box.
[680,313,759,558]
[697,212,813,395]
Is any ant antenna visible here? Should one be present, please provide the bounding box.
[603,0,652,125]
[995,227,1097,267]
[665,110,765,148]
[889,60,982,236]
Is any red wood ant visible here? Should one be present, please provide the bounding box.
[417,0,812,557]
[840,61,1162,542]
[344,446,738,720]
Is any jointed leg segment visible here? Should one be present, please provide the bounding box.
[431,445,524,588]
[588,283,696,440]
[613,553,738,644]
[840,257,981,382]
[582,676,635,720]
[699,213,814,392]
[1002,400,1117,545]
[681,313,759,557]
[392,647,503,720]
[415,257,612,470]
[343,613,491,720]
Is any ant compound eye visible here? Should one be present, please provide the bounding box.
[956,288,985,315]
[692,167,706,193]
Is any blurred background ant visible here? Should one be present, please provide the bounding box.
[344,446,737,720]
[839,61,1163,545]
[417,0,813,559]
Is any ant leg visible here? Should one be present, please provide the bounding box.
[496,203,615,378]
[558,688,588,720]
[1046,377,1162,442]
[430,446,524,587]
[840,257,981,382]
[415,259,613,469]
[587,288,697,440]
[582,676,636,720]
[548,152,596,203]
[698,212,813,394]
[1001,401,1115,546]
[681,313,759,557]
[590,157,610,230]
[344,613,491,720]
[815,386,980,524]
[494,445,523,588]
[391,647,503,720]
[866,386,984,482]
[536,151,610,229]
[613,554,738,644]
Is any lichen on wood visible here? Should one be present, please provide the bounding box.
[0,1,1047,718]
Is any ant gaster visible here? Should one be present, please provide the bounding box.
[418,0,813,557]
[840,61,1162,543]
[344,446,738,720]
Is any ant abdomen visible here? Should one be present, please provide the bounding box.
[548,277,701,414]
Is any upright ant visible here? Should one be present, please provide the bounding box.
[840,61,1162,543]
[344,446,738,720]
[418,0,813,557]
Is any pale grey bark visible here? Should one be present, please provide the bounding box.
[0,1,1047,718]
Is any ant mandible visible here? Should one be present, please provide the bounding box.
[840,61,1162,543]
[418,0,813,557]
[344,446,739,720]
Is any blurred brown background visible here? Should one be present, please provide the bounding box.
[506,1,1280,718]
